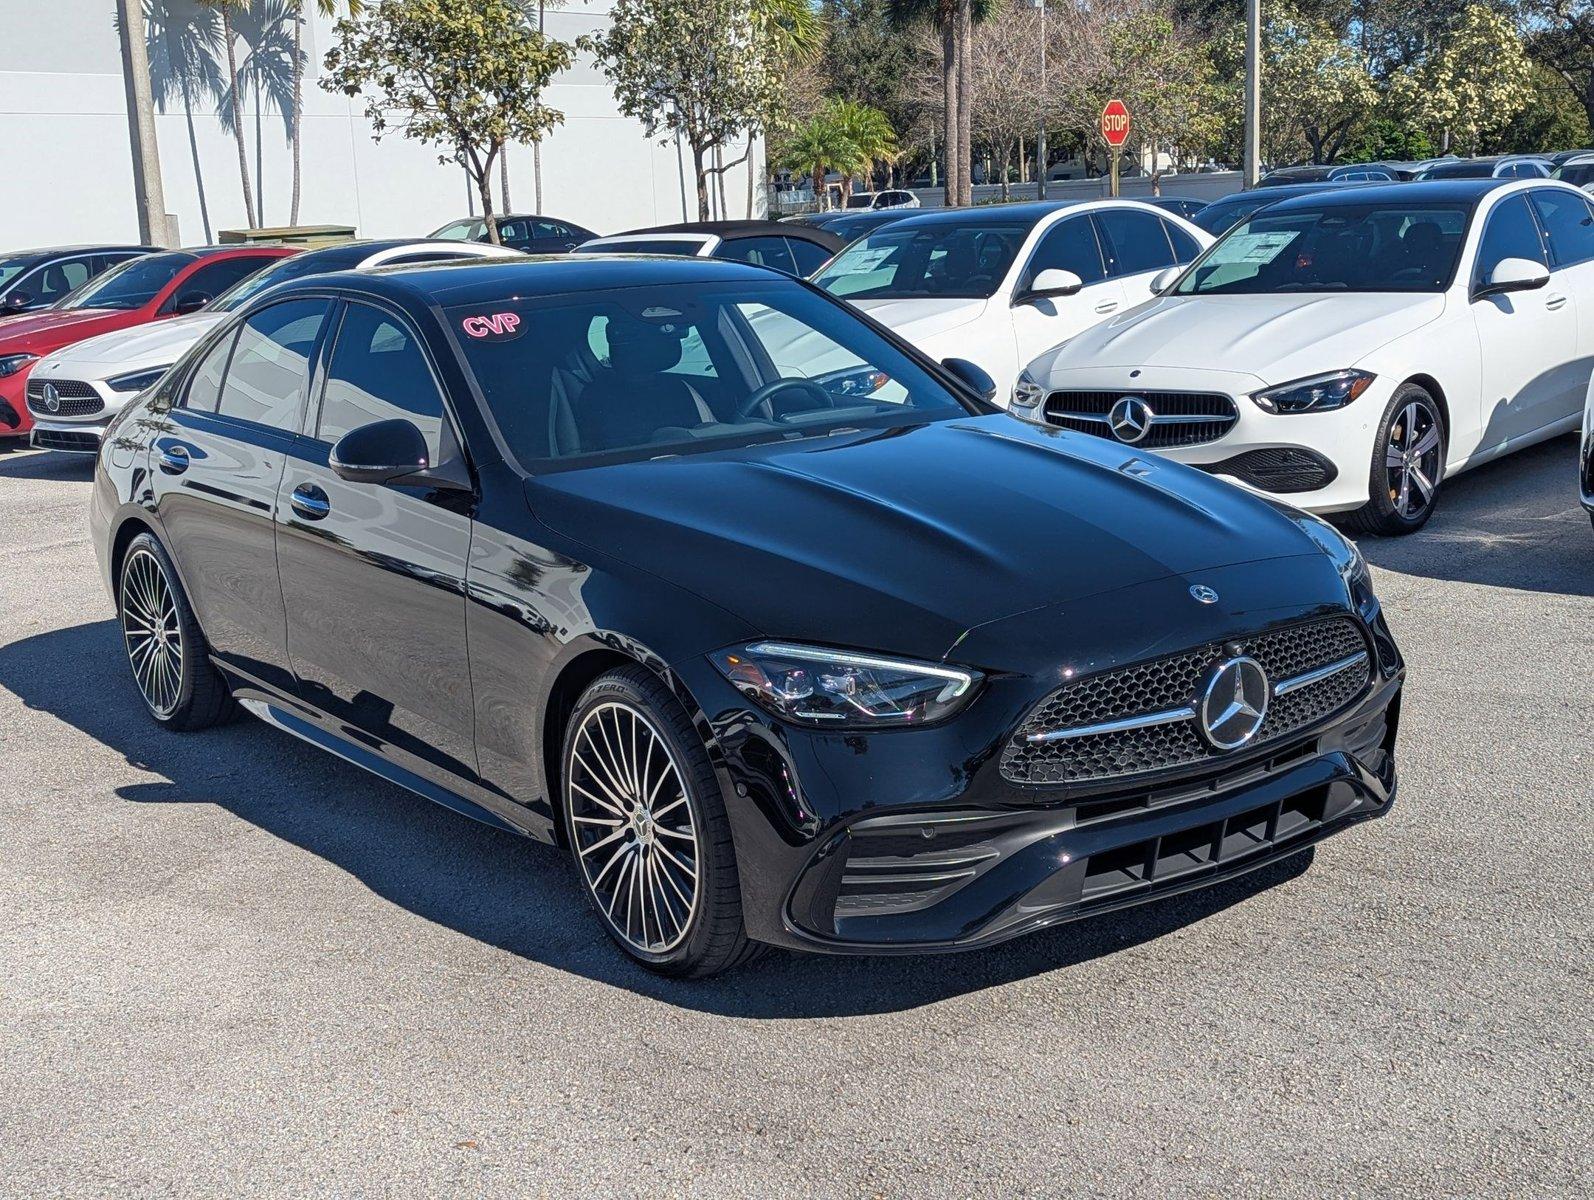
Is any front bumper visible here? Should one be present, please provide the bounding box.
[31,420,109,453]
[1033,366,1394,514]
[687,596,1404,955]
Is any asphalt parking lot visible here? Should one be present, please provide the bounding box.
[0,436,1588,1197]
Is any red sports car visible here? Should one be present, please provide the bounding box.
[0,245,295,443]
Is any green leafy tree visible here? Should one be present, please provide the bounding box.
[580,0,787,221]
[886,0,993,205]
[773,98,897,206]
[1390,4,1533,155]
[323,0,572,242]
[1525,0,1594,131]
[1484,59,1593,153]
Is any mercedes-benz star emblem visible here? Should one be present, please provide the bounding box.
[1189,584,1220,604]
[1107,395,1153,444]
[42,383,60,413]
[1196,656,1270,750]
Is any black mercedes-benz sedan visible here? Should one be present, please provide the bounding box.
[89,255,1404,976]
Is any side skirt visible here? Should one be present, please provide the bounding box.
[238,697,532,839]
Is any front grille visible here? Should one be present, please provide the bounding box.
[1001,616,1370,786]
[26,378,104,418]
[1043,390,1238,448]
[31,427,103,454]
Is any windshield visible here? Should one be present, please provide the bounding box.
[1175,202,1470,295]
[1553,162,1594,188]
[58,252,192,310]
[0,255,43,290]
[1190,197,1274,235]
[209,251,353,312]
[448,279,970,471]
[813,220,1028,299]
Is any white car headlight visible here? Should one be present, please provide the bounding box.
[0,353,37,378]
[1253,369,1375,414]
[1009,368,1047,423]
[710,641,983,728]
[106,366,170,394]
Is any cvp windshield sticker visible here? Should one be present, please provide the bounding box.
[461,312,523,340]
[1206,230,1299,266]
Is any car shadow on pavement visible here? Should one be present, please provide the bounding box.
[0,446,95,481]
[1345,433,1592,597]
[0,618,1313,1018]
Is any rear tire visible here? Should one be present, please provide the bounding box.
[560,665,762,978]
[1345,383,1446,537]
[117,532,234,730]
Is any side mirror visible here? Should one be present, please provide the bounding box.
[941,357,997,403]
[1475,257,1550,300]
[172,291,212,315]
[3,291,34,311]
[330,418,432,485]
[1149,266,1182,295]
[1013,268,1083,306]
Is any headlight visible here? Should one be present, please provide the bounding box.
[106,366,169,393]
[710,641,982,728]
[1009,368,1046,422]
[0,353,37,378]
[1252,369,1375,414]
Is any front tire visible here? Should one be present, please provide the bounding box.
[117,532,234,730]
[1345,383,1446,536]
[560,665,760,977]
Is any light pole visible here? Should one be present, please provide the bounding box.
[1244,0,1261,187]
[1027,0,1047,200]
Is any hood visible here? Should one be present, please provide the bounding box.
[850,297,988,344]
[526,414,1330,663]
[1034,291,1446,385]
[0,307,137,355]
[34,312,222,379]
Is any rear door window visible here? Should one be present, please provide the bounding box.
[1094,208,1177,276]
[716,236,799,275]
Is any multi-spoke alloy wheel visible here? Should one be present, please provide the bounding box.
[115,532,233,730]
[1384,397,1442,521]
[121,546,184,718]
[1349,384,1446,536]
[561,666,759,977]
[567,700,701,955]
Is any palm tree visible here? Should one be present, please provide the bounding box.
[199,0,256,228]
[223,0,298,224]
[750,0,825,215]
[885,0,989,205]
[288,0,362,227]
[144,0,227,243]
[829,99,898,204]
[777,117,851,207]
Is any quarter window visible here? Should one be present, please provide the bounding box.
[318,303,446,457]
[1474,194,1548,287]
[1095,208,1177,276]
[1526,189,1594,268]
[1162,220,1203,262]
[717,236,799,275]
[1025,216,1107,285]
[184,329,238,413]
[214,299,330,430]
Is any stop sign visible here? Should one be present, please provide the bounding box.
[1100,99,1131,148]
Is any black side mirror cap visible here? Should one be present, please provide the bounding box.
[172,292,212,315]
[4,292,34,311]
[330,418,472,492]
[941,357,998,403]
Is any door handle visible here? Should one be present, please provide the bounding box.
[1094,300,1119,314]
[156,443,190,475]
[289,483,330,521]
[1546,293,1569,310]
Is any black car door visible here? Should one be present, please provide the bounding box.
[275,298,478,790]
[148,297,333,698]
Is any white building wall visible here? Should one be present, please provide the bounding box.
[0,0,763,247]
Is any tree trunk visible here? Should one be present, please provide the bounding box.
[254,76,264,224]
[290,7,303,227]
[222,10,256,228]
[501,149,512,212]
[956,0,972,206]
[183,79,213,243]
[692,142,710,221]
[812,166,824,209]
[746,144,755,219]
[999,142,1011,201]
[478,170,500,244]
[941,22,958,205]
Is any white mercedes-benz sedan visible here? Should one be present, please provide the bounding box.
[810,200,1212,399]
[1011,180,1594,534]
[27,239,517,453]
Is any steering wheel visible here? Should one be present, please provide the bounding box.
[733,377,836,422]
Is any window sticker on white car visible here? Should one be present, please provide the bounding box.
[829,248,895,274]
[1207,230,1300,265]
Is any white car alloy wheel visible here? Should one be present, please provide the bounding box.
[120,545,185,718]
[1384,395,1444,521]
[566,700,702,954]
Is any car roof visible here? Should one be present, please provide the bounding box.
[615,219,843,248]
[299,253,801,308]
[1255,179,1513,211]
[2,244,156,258]
[1204,182,1359,205]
